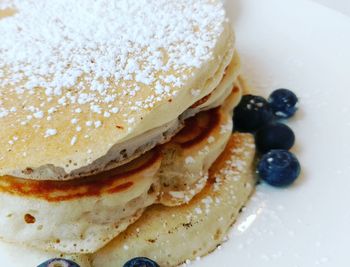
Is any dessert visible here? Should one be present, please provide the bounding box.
[0,0,262,266]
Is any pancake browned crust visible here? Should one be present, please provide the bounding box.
[0,132,255,267]
[0,82,241,254]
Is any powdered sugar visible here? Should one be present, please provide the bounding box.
[185,156,195,165]
[70,136,77,146]
[44,128,57,137]
[0,0,226,131]
[0,0,229,174]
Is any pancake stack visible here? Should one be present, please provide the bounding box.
[0,0,256,266]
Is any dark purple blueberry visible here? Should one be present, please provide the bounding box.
[123,257,160,267]
[255,123,295,153]
[258,150,301,187]
[268,89,298,118]
[233,95,273,132]
[37,258,80,267]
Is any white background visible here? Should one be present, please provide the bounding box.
[312,0,350,16]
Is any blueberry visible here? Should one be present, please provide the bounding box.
[258,150,301,187]
[268,89,298,118]
[255,123,295,153]
[37,258,80,267]
[123,257,160,267]
[233,95,273,132]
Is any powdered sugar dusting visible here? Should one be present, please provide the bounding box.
[0,1,225,115]
[44,128,57,137]
[0,0,226,149]
[170,134,255,264]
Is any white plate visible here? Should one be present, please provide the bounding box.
[2,0,350,266]
[190,0,350,266]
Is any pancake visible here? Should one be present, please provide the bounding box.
[0,80,242,254]
[69,51,241,181]
[0,150,161,254]
[158,83,242,206]
[91,133,256,267]
[0,1,258,265]
[0,132,255,267]
[0,0,237,181]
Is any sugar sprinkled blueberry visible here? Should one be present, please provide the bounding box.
[37,258,80,267]
[123,257,160,267]
[233,95,273,132]
[258,150,301,187]
[255,123,295,153]
[268,89,298,118]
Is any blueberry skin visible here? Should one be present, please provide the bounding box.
[255,123,295,153]
[123,257,160,267]
[268,89,298,118]
[258,150,301,187]
[234,95,273,132]
[37,258,80,267]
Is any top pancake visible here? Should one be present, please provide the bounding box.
[0,0,235,180]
